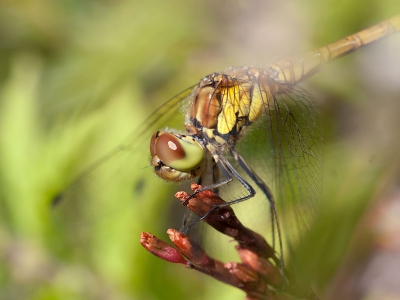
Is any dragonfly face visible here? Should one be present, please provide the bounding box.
[150,131,204,182]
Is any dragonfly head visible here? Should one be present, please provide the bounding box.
[150,131,204,182]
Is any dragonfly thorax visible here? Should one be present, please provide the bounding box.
[188,67,272,146]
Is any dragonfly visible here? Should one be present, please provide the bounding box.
[54,15,400,269]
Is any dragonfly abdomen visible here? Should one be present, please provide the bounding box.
[268,14,400,85]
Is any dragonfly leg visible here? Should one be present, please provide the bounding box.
[181,158,235,206]
[232,149,285,275]
[198,157,256,220]
[180,157,254,232]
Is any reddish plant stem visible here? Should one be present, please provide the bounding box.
[140,183,287,300]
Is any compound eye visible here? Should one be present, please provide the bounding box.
[154,133,203,171]
[149,131,158,157]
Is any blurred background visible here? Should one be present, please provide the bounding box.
[0,0,399,299]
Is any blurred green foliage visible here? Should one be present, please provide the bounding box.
[0,1,399,299]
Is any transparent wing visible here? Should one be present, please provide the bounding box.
[52,86,195,244]
[235,81,323,259]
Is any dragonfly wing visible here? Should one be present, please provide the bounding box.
[52,86,195,244]
[236,83,323,256]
